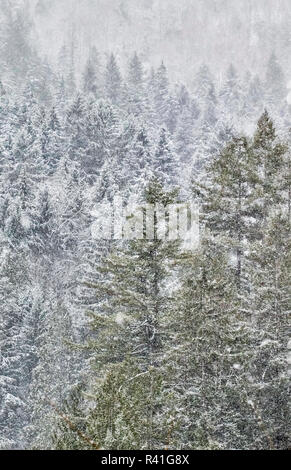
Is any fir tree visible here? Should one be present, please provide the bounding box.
[194,64,215,106]
[154,62,170,126]
[105,54,122,106]
[194,135,255,285]
[219,64,242,116]
[125,52,146,117]
[82,47,100,98]
[252,110,287,219]
[60,180,182,450]
[166,235,252,449]
[246,214,290,449]
[265,53,286,107]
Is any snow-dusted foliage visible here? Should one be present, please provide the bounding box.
[0,0,290,450]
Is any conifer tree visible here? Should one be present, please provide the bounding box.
[265,53,286,107]
[125,52,146,117]
[115,120,153,192]
[165,235,252,449]
[1,4,34,87]
[0,248,36,449]
[219,64,242,116]
[252,110,287,234]
[154,62,170,126]
[82,47,100,98]
[174,105,196,164]
[51,384,91,450]
[194,64,215,106]
[57,180,182,450]
[24,300,79,450]
[154,128,179,186]
[246,75,264,117]
[194,135,254,285]
[246,213,290,449]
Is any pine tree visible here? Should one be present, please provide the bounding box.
[84,100,120,188]
[154,128,179,186]
[194,135,255,286]
[194,64,215,107]
[0,247,37,449]
[130,124,155,189]
[45,106,63,172]
[246,213,290,449]
[30,189,55,255]
[65,93,90,177]
[174,105,196,164]
[57,40,76,99]
[191,112,290,449]
[114,119,152,193]
[51,384,92,450]
[252,110,287,232]
[165,234,252,449]
[154,62,170,126]
[265,53,286,108]
[219,64,242,116]
[82,47,100,98]
[245,75,264,117]
[192,84,219,171]
[125,52,146,117]
[134,126,154,181]
[0,4,34,88]
[25,300,80,450]
[57,180,181,450]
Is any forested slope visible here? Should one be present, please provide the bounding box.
[0,1,290,450]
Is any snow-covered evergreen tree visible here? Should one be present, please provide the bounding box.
[104,54,122,106]
[265,53,286,109]
[0,3,290,449]
[165,235,252,449]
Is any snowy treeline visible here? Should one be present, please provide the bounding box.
[0,1,290,450]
